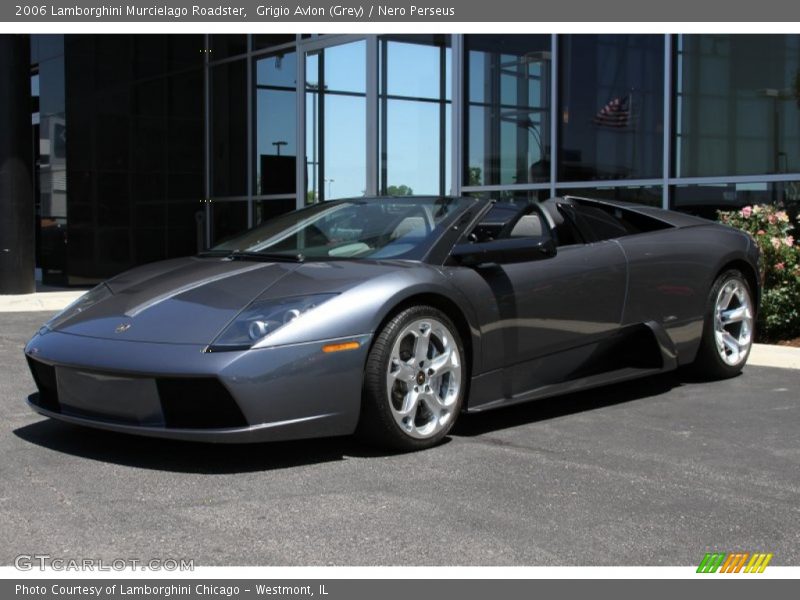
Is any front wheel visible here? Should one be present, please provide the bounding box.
[692,269,755,379]
[358,306,466,451]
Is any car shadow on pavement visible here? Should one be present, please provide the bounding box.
[12,418,398,474]
[452,370,685,437]
[14,369,698,472]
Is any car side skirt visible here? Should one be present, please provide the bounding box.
[465,321,679,412]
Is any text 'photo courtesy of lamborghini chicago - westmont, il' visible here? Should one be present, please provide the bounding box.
[24,195,760,451]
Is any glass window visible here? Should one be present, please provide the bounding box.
[675,35,800,178]
[466,189,551,204]
[322,42,366,94]
[465,35,551,187]
[38,56,65,117]
[36,40,68,285]
[254,198,297,225]
[306,41,367,202]
[385,35,451,100]
[379,35,451,196]
[210,35,247,59]
[559,35,664,182]
[672,181,800,220]
[254,34,296,51]
[168,35,205,72]
[133,35,168,79]
[211,60,247,197]
[43,35,204,284]
[256,52,297,195]
[31,34,64,64]
[211,201,249,244]
[166,201,203,257]
[557,185,663,207]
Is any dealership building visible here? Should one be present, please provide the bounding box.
[1,33,799,290]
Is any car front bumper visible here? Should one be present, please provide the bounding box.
[24,329,372,443]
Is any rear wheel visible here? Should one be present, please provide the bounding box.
[692,270,754,379]
[359,306,466,451]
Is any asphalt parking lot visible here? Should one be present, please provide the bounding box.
[1,311,798,566]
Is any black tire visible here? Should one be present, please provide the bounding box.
[357,305,467,451]
[691,269,755,380]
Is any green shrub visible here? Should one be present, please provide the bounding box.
[718,205,800,341]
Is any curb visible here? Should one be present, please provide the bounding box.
[0,291,85,313]
[748,344,800,371]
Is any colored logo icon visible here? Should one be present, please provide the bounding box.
[697,552,773,573]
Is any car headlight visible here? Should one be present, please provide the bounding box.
[42,283,113,332]
[208,293,337,351]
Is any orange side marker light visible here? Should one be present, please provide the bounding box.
[322,341,361,353]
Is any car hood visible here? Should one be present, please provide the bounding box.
[53,257,303,344]
[50,257,423,345]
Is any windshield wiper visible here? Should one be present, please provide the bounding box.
[227,250,305,263]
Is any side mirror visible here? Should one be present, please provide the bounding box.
[451,237,556,267]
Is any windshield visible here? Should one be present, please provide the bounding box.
[209,197,471,261]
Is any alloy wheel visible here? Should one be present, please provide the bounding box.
[385,318,462,439]
[713,278,754,366]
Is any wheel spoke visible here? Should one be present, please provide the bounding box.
[720,305,748,324]
[397,390,420,417]
[432,389,453,410]
[420,392,443,416]
[392,359,416,381]
[386,359,413,391]
[427,347,454,375]
[413,325,432,365]
[719,331,740,356]
[718,285,736,310]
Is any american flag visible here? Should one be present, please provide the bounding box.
[593,95,631,128]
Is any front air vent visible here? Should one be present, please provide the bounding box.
[156,377,247,429]
[26,356,61,412]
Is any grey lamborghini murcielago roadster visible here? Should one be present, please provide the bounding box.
[25,196,760,450]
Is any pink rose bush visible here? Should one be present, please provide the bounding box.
[718,204,800,340]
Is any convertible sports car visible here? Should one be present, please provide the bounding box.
[25,195,759,450]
